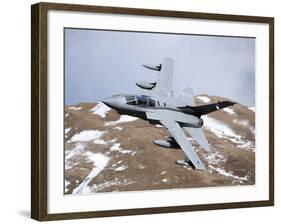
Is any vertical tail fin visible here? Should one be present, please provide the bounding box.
[175,87,195,106]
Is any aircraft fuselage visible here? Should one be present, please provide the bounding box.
[102,94,203,128]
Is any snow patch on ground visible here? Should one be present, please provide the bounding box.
[234,119,255,135]
[110,143,122,151]
[197,96,210,103]
[69,130,106,142]
[65,179,70,192]
[237,141,255,151]
[234,119,248,126]
[203,116,254,148]
[203,116,241,140]
[162,178,169,183]
[65,127,71,135]
[223,108,236,115]
[161,171,167,175]
[94,139,107,145]
[113,126,123,130]
[112,160,123,167]
[138,164,145,169]
[249,107,255,112]
[69,106,82,110]
[72,152,110,194]
[65,143,85,161]
[90,102,111,118]
[92,179,135,192]
[110,143,132,154]
[203,150,226,165]
[105,115,138,126]
[209,165,248,181]
[65,113,69,118]
[114,165,127,171]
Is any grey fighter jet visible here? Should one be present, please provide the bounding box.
[102,58,235,170]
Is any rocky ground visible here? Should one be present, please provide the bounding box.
[64,95,255,195]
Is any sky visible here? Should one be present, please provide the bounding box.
[64,28,255,106]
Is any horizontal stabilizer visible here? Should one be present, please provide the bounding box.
[179,101,236,117]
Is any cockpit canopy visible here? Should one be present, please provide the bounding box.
[125,95,156,107]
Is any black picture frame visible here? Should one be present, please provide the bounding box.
[31,2,274,221]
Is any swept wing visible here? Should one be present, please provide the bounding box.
[160,119,206,170]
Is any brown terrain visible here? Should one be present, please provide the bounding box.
[64,95,255,195]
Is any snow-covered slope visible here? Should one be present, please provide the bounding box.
[64,97,255,194]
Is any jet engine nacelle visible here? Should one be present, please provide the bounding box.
[153,139,180,149]
[136,81,156,90]
[180,118,204,128]
[194,118,204,128]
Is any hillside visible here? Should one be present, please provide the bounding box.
[64,95,255,194]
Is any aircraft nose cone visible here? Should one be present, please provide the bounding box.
[102,97,120,109]
[102,97,115,107]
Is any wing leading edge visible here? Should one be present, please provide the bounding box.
[160,119,206,170]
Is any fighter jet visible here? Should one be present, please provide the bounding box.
[102,58,235,170]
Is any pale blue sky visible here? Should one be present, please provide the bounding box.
[65,28,255,106]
